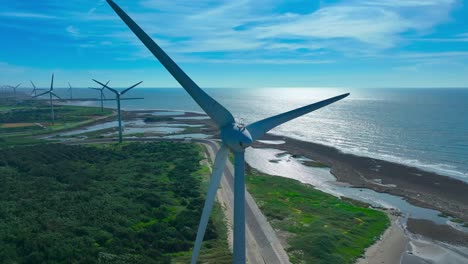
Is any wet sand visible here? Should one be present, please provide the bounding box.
[357,215,407,264]
[251,134,468,223]
[407,219,468,246]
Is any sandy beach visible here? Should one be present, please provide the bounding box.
[357,214,407,264]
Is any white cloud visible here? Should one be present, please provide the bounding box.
[0,12,58,19]
[66,25,80,37]
[255,0,456,49]
[2,0,462,66]
[114,0,457,58]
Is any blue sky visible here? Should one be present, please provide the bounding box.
[1,0,468,88]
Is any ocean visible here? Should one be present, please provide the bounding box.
[52,87,468,182]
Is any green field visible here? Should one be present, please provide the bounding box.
[246,169,390,264]
[0,142,230,263]
[0,101,114,147]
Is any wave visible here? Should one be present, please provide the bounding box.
[273,131,468,182]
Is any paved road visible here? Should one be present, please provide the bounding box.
[64,138,290,263]
[202,140,290,264]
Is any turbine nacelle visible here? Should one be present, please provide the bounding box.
[221,123,253,152]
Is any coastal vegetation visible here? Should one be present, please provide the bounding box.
[0,142,230,263]
[0,101,112,132]
[246,169,390,264]
[0,101,114,147]
[143,116,174,123]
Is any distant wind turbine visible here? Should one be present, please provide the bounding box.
[92,79,142,143]
[104,1,350,263]
[4,83,22,97]
[30,81,44,97]
[68,82,73,100]
[34,74,61,124]
[12,83,21,97]
[88,80,110,112]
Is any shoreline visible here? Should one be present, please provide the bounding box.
[357,214,407,264]
[41,106,468,251]
[52,106,468,223]
[252,133,468,222]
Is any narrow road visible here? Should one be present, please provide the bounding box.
[64,137,290,263]
[202,140,290,264]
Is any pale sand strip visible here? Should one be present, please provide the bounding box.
[357,214,407,264]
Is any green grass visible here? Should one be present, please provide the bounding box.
[0,103,115,144]
[246,169,390,264]
[301,160,329,168]
[0,136,49,148]
[450,218,464,224]
[438,212,451,218]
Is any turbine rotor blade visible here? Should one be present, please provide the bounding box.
[121,81,142,95]
[50,74,54,91]
[51,92,61,99]
[105,0,235,128]
[30,81,37,95]
[190,145,229,264]
[93,79,118,94]
[247,93,350,141]
[34,91,49,98]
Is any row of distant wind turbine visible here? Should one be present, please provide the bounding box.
[0,83,21,99]
[30,74,143,135]
[104,0,349,263]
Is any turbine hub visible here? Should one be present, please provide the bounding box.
[221,123,253,152]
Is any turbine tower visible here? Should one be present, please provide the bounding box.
[88,80,110,112]
[30,81,44,97]
[92,79,142,143]
[104,1,350,263]
[34,74,61,124]
[12,83,21,97]
[68,82,73,100]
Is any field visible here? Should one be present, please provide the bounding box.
[0,142,230,263]
[0,101,114,147]
[246,169,390,264]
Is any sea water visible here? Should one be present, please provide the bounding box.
[53,87,468,182]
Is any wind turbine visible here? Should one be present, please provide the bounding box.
[92,79,142,143]
[35,74,61,124]
[12,83,21,97]
[68,82,73,100]
[30,81,44,97]
[88,80,110,112]
[104,1,349,263]
[3,83,21,98]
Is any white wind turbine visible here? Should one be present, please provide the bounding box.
[92,79,142,143]
[68,82,73,100]
[89,80,110,112]
[34,74,61,124]
[104,1,349,263]
[30,81,44,97]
